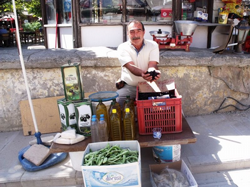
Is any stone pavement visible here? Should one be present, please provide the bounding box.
[1,110,250,187]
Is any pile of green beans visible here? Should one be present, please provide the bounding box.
[83,144,139,166]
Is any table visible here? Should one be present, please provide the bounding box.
[20,31,36,44]
[50,116,196,153]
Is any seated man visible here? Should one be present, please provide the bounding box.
[0,26,9,47]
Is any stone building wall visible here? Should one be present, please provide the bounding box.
[0,47,249,132]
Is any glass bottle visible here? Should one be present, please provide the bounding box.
[109,109,122,141]
[123,108,136,140]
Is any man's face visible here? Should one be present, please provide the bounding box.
[127,22,145,47]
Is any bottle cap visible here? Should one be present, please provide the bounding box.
[92,115,96,118]
[112,109,117,113]
[100,114,104,118]
[125,108,130,113]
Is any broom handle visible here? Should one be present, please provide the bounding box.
[12,0,39,133]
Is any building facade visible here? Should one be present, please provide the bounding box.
[40,0,239,49]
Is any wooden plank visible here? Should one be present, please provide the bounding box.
[50,116,197,153]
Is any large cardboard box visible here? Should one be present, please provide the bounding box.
[149,160,197,187]
[20,96,64,135]
[82,141,141,187]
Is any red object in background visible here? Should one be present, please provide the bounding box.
[161,9,172,18]
[188,0,195,2]
[244,36,250,52]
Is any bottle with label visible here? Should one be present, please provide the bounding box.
[123,108,136,140]
[109,109,122,141]
[91,115,99,142]
[98,114,109,141]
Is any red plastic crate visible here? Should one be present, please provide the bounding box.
[136,87,182,135]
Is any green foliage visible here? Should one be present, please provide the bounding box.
[0,0,41,18]
[22,21,41,31]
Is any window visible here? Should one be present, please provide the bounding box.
[80,0,122,23]
[79,0,173,23]
[127,0,172,22]
[45,0,72,24]
[45,0,56,24]
[60,0,72,24]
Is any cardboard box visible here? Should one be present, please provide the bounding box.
[20,96,64,135]
[161,9,172,18]
[138,79,176,93]
[82,141,141,187]
[150,160,197,187]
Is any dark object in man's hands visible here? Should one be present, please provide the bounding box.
[146,70,160,80]
[116,80,126,89]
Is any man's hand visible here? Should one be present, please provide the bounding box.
[153,70,161,81]
[142,71,152,81]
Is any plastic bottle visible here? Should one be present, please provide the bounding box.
[123,96,135,120]
[108,99,121,137]
[96,100,109,130]
[109,109,122,141]
[109,99,121,118]
[123,108,136,140]
[91,116,99,142]
[98,115,109,141]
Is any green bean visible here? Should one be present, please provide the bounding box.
[83,143,138,166]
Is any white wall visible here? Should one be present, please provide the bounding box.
[81,26,123,47]
[46,27,57,49]
[60,27,73,49]
[191,26,208,48]
[45,26,73,49]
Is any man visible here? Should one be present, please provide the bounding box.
[0,25,9,47]
[116,20,161,107]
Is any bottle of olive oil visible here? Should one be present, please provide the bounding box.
[61,61,84,101]
[109,109,122,141]
[123,108,136,140]
[96,100,109,129]
[96,100,110,134]
[108,99,121,138]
